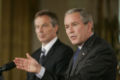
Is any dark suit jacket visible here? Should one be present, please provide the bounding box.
[27,39,73,80]
[42,34,117,80]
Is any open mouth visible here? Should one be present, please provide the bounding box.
[70,36,77,40]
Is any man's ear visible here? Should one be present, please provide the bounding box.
[87,21,93,32]
[54,25,59,34]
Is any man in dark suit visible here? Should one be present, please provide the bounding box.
[14,8,117,80]
[25,10,73,80]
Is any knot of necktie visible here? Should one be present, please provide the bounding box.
[41,48,46,56]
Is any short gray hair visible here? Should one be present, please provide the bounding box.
[65,8,93,24]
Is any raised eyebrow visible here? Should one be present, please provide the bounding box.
[72,22,79,24]
[41,23,48,26]
[35,25,39,28]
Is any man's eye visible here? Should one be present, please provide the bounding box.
[42,24,48,27]
[65,25,69,29]
[72,23,78,26]
[35,25,39,28]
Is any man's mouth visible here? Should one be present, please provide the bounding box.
[70,36,77,40]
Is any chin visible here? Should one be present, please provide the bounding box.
[71,42,77,45]
[39,39,46,42]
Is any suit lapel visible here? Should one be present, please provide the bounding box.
[70,34,96,76]
[35,48,42,62]
[66,57,73,77]
[70,49,84,76]
[41,39,61,65]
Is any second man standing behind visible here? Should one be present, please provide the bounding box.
[27,10,73,80]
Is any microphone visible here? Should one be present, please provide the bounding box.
[0,61,16,73]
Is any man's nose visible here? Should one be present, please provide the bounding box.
[68,26,74,33]
[38,26,43,33]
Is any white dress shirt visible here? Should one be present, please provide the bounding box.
[36,37,58,78]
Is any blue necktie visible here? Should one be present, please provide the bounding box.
[73,48,80,66]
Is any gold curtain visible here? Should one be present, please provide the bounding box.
[96,0,119,79]
[0,0,38,80]
[96,0,119,51]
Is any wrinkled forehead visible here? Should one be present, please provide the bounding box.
[64,12,82,24]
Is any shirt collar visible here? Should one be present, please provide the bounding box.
[78,32,94,50]
[42,37,58,56]
[78,43,84,50]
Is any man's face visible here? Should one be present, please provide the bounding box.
[34,15,58,45]
[64,12,92,45]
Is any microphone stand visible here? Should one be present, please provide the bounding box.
[0,61,16,80]
[0,72,4,80]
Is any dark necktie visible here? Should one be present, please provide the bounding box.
[73,48,80,66]
[69,48,81,75]
[39,48,46,65]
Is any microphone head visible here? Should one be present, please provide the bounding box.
[4,61,16,71]
[0,61,16,72]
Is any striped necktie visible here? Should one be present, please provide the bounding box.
[39,48,46,65]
